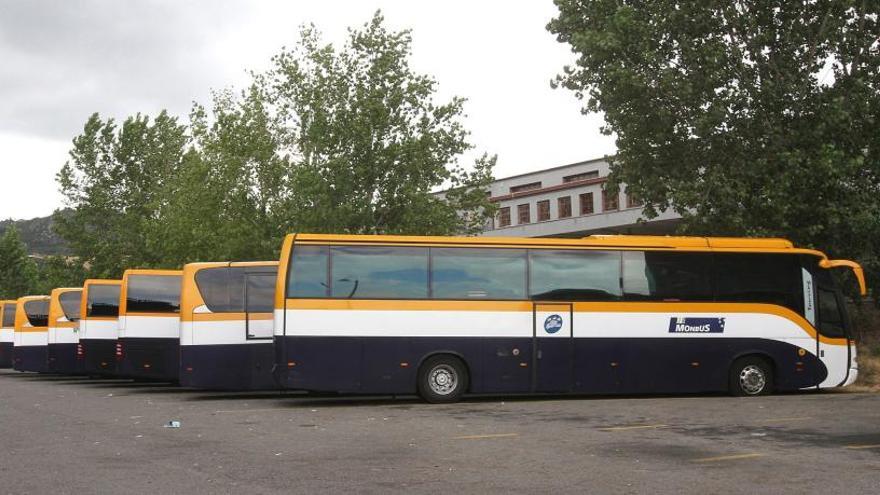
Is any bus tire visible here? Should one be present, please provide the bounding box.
[418,355,468,403]
[729,356,774,396]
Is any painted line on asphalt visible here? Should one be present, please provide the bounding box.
[693,453,765,463]
[453,433,519,440]
[599,424,667,432]
[758,416,813,423]
[845,444,880,450]
[213,408,289,414]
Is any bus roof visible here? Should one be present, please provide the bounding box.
[287,233,808,253]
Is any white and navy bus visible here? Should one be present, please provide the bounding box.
[0,300,16,368]
[117,269,182,381]
[78,279,122,375]
[47,288,83,374]
[13,295,51,373]
[180,261,278,390]
[273,234,866,402]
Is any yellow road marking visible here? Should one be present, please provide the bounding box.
[845,444,880,450]
[693,453,764,463]
[599,424,667,432]
[758,417,812,423]
[213,408,288,414]
[453,433,519,440]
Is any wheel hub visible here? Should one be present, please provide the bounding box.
[429,365,457,395]
[739,364,766,395]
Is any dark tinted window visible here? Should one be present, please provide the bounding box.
[817,288,845,338]
[714,254,803,313]
[2,303,15,327]
[195,268,230,312]
[126,275,181,314]
[59,291,82,321]
[87,284,120,317]
[288,246,329,298]
[24,300,49,327]
[246,273,276,313]
[331,246,428,299]
[432,248,527,300]
[196,266,277,313]
[530,250,621,301]
[623,251,713,301]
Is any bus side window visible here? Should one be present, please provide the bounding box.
[288,246,330,298]
[59,291,82,322]
[529,249,620,301]
[195,267,233,312]
[432,248,527,300]
[622,251,712,301]
[714,254,803,314]
[817,288,845,338]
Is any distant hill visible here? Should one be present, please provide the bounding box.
[0,212,69,256]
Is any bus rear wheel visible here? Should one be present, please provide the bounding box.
[418,355,468,403]
[729,356,774,396]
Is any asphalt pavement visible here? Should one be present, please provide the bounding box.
[1,369,879,494]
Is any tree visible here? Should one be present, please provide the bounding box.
[266,11,496,236]
[0,226,37,298]
[32,256,87,295]
[155,85,291,265]
[55,111,190,277]
[549,1,880,292]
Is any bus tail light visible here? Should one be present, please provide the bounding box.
[76,343,84,360]
[115,342,124,361]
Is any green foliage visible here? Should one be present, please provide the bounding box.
[40,11,495,292]
[55,111,190,278]
[0,226,38,298]
[32,256,87,295]
[549,0,880,296]
[265,12,496,235]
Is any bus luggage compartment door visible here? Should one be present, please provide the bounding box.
[532,303,574,393]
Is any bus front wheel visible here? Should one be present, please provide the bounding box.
[418,355,468,403]
[729,356,774,396]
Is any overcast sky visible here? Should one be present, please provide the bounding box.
[0,0,615,220]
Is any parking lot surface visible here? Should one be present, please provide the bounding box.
[1,369,879,494]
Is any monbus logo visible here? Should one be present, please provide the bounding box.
[668,317,725,334]
[544,314,564,334]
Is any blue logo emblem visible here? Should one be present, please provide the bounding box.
[544,314,564,334]
[668,317,725,334]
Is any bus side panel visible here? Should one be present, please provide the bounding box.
[47,343,79,374]
[180,343,276,390]
[285,337,363,392]
[0,328,12,367]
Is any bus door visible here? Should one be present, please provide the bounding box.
[813,275,851,387]
[532,302,574,392]
[244,272,275,340]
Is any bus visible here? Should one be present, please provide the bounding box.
[13,295,51,373]
[47,288,83,374]
[78,279,122,375]
[273,234,866,402]
[0,300,16,368]
[180,261,278,390]
[117,269,182,381]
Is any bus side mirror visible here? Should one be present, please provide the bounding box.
[820,259,867,296]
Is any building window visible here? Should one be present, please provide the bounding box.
[626,192,644,208]
[602,189,619,212]
[510,182,542,194]
[517,204,530,224]
[579,192,594,215]
[537,200,550,221]
[558,196,572,218]
[498,207,511,227]
[563,171,599,183]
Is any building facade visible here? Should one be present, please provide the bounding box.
[479,157,680,238]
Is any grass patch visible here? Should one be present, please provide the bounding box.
[853,340,880,392]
